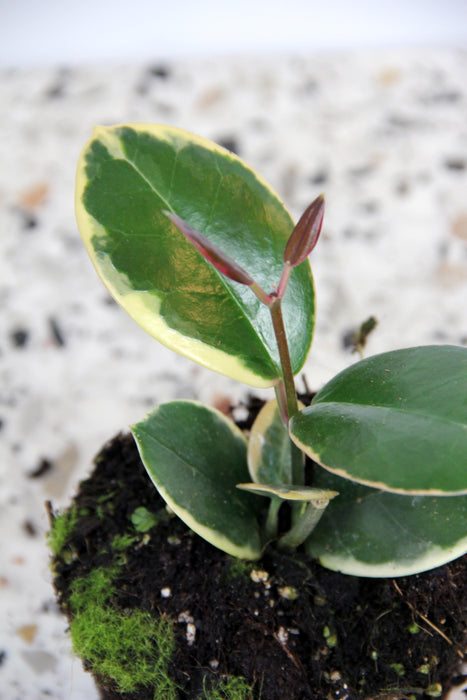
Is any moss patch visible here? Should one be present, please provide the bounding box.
[68,567,178,697]
[47,504,78,559]
[111,532,139,555]
[203,675,258,699]
[226,557,255,580]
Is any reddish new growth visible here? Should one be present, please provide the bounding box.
[164,211,254,287]
[283,194,325,267]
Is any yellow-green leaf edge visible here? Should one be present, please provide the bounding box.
[313,536,467,578]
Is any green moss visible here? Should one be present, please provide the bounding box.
[227,558,254,580]
[50,510,254,699]
[389,662,406,677]
[110,532,140,566]
[68,567,178,697]
[130,505,160,532]
[47,505,78,558]
[111,532,139,552]
[202,675,257,699]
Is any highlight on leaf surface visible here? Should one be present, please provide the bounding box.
[75,123,315,388]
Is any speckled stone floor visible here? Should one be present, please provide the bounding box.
[1,50,466,699]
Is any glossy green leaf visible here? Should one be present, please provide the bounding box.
[306,468,467,577]
[76,124,315,387]
[290,345,467,495]
[131,400,262,560]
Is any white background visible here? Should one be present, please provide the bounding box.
[1,0,467,68]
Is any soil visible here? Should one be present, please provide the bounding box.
[50,397,467,700]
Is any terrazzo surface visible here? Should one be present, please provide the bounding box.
[1,50,466,699]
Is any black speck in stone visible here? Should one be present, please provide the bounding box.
[424,91,461,104]
[148,64,171,79]
[342,329,356,349]
[249,118,269,131]
[0,650,6,666]
[0,418,3,431]
[136,65,171,95]
[28,458,53,479]
[216,137,240,155]
[348,164,374,179]
[387,114,414,129]
[10,328,29,348]
[444,158,466,172]
[17,209,38,230]
[395,180,410,196]
[309,170,328,186]
[361,200,379,214]
[48,317,65,347]
[44,67,70,99]
[300,78,318,94]
[438,241,449,258]
[45,83,65,99]
[23,520,37,537]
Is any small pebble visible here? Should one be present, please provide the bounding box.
[167,535,181,545]
[186,623,196,646]
[250,569,269,583]
[178,611,194,624]
[278,585,298,600]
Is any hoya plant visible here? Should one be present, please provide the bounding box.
[76,123,467,577]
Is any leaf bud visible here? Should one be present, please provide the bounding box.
[283,194,325,266]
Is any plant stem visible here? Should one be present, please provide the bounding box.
[276,262,292,300]
[269,297,305,489]
[264,498,281,542]
[278,500,329,551]
[274,384,289,426]
[251,270,304,487]
[269,298,298,422]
